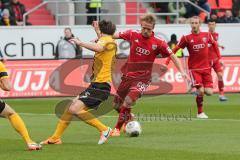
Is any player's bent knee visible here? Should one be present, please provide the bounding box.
[205,88,213,96]
[217,73,223,81]
[68,99,85,115]
[68,106,78,115]
[0,103,15,117]
[68,102,80,115]
[113,95,123,112]
[197,88,204,96]
[124,96,135,107]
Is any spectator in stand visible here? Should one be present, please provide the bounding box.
[168,2,187,23]
[0,1,3,20]
[205,10,220,23]
[5,0,31,25]
[153,2,169,13]
[197,0,211,13]
[168,34,183,58]
[150,2,169,23]
[232,0,240,17]
[218,10,240,23]
[185,1,198,18]
[0,8,17,26]
[55,27,82,59]
[1,0,10,7]
[86,0,102,25]
[185,0,211,20]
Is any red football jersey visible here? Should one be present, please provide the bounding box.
[119,29,173,78]
[177,31,219,70]
[208,32,220,61]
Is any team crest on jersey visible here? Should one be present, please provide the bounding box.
[152,44,157,50]
[202,37,207,43]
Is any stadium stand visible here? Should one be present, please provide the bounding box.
[1,0,239,25]
[208,0,218,10]
[218,0,233,10]
[18,0,55,25]
[125,2,146,24]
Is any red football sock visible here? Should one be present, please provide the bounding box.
[196,96,203,114]
[218,80,224,96]
[115,106,131,130]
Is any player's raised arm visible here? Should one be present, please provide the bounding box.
[113,29,133,40]
[71,20,117,53]
[70,38,105,53]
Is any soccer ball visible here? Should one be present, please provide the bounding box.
[125,121,142,137]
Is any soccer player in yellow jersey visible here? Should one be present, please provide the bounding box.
[0,61,41,150]
[41,20,117,145]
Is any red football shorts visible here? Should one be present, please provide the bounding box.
[189,68,213,88]
[114,76,150,105]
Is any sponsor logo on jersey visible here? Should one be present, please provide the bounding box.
[136,47,150,55]
[193,44,205,50]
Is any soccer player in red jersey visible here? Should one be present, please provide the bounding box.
[94,14,188,136]
[208,19,227,101]
[166,16,221,119]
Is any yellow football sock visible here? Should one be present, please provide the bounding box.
[52,110,73,140]
[77,107,108,132]
[8,113,33,144]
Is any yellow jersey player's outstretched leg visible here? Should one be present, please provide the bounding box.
[41,20,117,145]
[0,61,42,151]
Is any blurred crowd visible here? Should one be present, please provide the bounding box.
[0,0,30,26]
[150,0,240,23]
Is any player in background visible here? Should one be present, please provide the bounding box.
[41,20,117,145]
[94,14,188,136]
[166,16,221,119]
[208,19,227,101]
[0,61,42,150]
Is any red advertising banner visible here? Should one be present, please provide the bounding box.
[0,57,239,98]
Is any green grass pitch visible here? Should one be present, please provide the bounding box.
[0,93,239,160]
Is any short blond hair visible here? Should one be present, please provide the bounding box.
[190,16,202,23]
[140,14,156,25]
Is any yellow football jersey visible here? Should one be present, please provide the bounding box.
[0,61,8,80]
[91,35,117,83]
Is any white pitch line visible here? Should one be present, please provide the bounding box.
[18,113,240,122]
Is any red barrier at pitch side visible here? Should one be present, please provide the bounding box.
[0,57,239,98]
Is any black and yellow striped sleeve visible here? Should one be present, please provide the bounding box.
[0,62,8,80]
